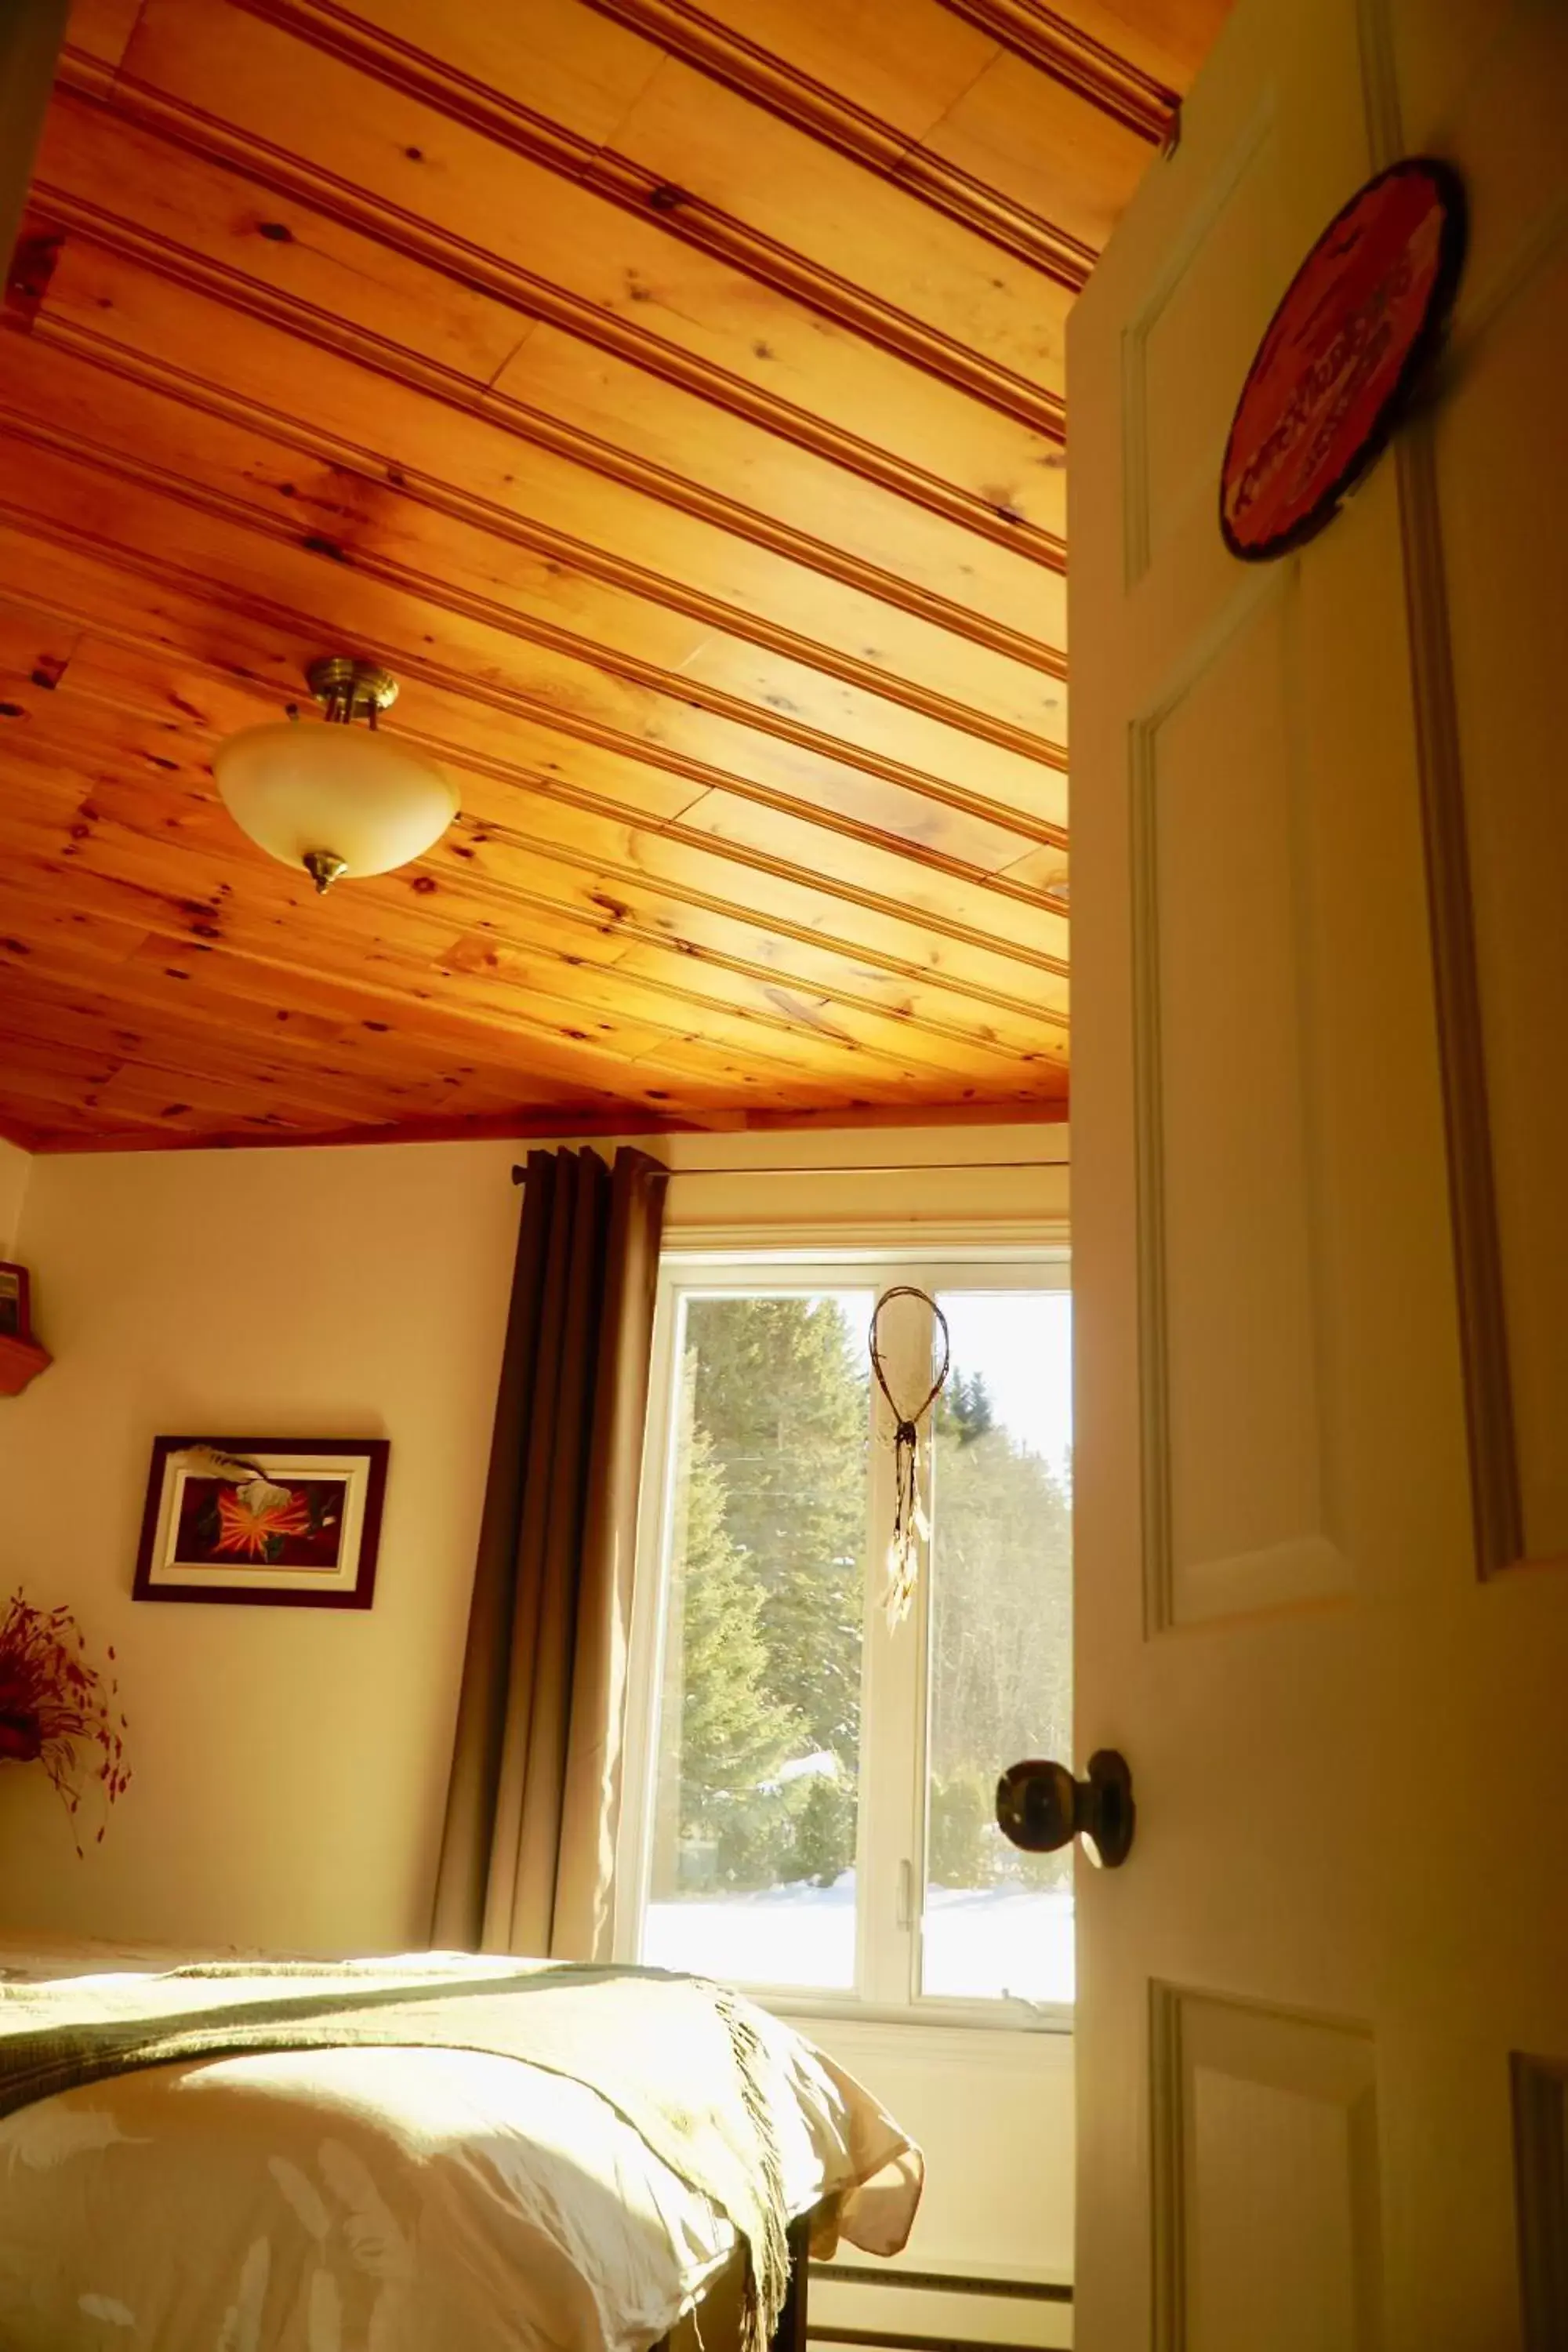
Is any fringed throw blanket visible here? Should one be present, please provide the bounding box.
[0,1958,793,2352]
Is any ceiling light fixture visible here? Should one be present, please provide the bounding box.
[212,657,458,895]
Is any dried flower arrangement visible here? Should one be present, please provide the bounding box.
[0,1593,130,1852]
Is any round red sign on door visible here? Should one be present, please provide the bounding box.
[1220,158,1466,561]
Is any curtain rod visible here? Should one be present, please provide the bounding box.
[510,1156,1058,1184]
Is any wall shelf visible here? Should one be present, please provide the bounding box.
[0,1334,50,1396]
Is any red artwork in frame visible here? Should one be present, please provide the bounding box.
[132,1438,390,1608]
[1220,158,1467,561]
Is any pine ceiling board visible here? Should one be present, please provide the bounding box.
[238,0,1081,381]
[0,347,1070,821]
[31,94,1071,635]
[115,914,1041,1109]
[0,641,1063,990]
[0,658,1070,1036]
[423,935,1041,1095]
[379,673,1062,884]
[0,729,1073,1066]
[26,862,1065,1087]
[459,831,1068,1016]
[622,1034,1054,1123]
[0,985,535,1131]
[657,0,1159,252]
[994,842,1076,891]
[31,93,528,391]
[3,644,1073,1059]
[0,738,1055,1088]
[24,245,1069,734]
[445,855,1073,1055]
[621,0,1000,144]
[432,851,1067,1073]
[278,0,673,148]
[637,787,1063,957]
[0,786,680,1071]
[0,932,368,1053]
[0,603,81,688]
[117,0,1069,471]
[0,784,1022,1109]
[1022,0,1230,90]
[0,956,783,1128]
[0,393,1068,858]
[0,1040,163,1126]
[921,47,1156,252]
[596,54,1076,376]
[0,895,154,975]
[21,257,1069,757]
[571,2,1074,301]
[49,78,1081,569]
[0,759,1074,1090]
[2,0,1229,1144]
[0,842,887,1123]
[92,926,724,1101]
[0,1096,113,1149]
[602,938,1067,1064]
[0,541,1068,994]
[488,315,1068,567]
[103,924,651,1062]
[61,0,142,71]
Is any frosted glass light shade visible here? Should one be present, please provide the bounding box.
[213,721,458,884]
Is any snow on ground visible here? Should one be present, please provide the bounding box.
[644,1879,1074,2006]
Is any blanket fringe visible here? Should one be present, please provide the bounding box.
[713,1983,792,2352]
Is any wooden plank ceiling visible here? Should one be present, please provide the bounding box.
[0,0,1225,1150]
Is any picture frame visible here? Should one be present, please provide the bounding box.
[0,1261,32,1344]
[132,1437,390,1609]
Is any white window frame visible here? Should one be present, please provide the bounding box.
[615,1241,1073,2034]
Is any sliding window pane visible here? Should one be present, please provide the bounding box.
[643,1290,872,1990]
[923,1287,1074,2005]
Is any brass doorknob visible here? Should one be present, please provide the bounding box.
[996,1749,1135,1869]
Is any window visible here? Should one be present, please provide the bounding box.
[619,1251,1073,2023]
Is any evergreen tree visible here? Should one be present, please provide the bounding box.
[673,1421,799,1838]
[685,1294,869,1775]
[662,1298,1072,1904]
[927,1391,1073,1888]
[943,1370,997,1446]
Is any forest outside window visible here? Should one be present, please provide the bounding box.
[619,1253,1073,2024]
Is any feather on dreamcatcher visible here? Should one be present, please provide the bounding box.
[869,1286,951,1627]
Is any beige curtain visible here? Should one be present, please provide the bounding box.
[432,1145,669,1960]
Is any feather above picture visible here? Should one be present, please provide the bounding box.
[179,1446,298,1521]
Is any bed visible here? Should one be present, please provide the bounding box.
[0,1934,921,2352]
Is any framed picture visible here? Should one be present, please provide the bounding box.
[0,1262,31,1344]
[132,1438,390,1608]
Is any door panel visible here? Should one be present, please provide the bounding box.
[1152,1988,1383,2352]
[1069,0,1568,2341]
[1134,582,1348,1628]
[1510,2051,1568,2349]
[1124,111,1282,582]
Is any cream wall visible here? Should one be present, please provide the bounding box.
[0,1138,522,1953]
[0,1122,1073,2302]
[0,1135,31,1256]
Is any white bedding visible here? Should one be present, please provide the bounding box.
[0,1936,920,2352]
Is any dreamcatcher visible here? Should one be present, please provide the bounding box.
[868,1285,952,1627]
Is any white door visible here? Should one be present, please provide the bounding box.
[1068,0,1568,2343]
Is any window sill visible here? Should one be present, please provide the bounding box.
[760,1991,1074,2038]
